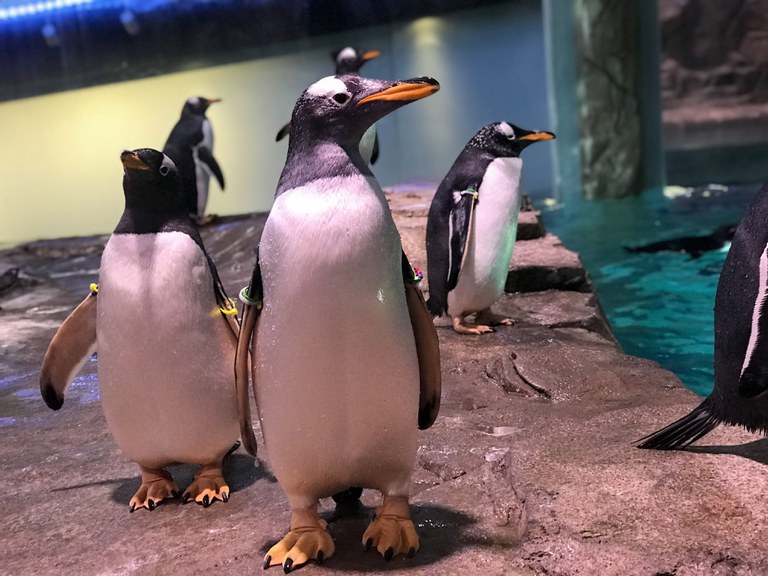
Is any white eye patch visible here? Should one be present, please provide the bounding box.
[498,122,515,138]
[306,76,350,99]
[337,47,356,61]
[187,96,200,106]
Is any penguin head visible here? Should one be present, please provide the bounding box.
[120,148,183,212]
[181,96,221,116]
[470,122,555,158]
[290,74,439,148]
[332,46,382,75]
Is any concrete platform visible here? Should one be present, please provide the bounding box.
[1,190,766,575]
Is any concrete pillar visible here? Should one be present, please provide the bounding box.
[544,0,665,199]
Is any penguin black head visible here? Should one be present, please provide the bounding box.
[289,74,439,150]
[181,96,221,117]
[331,46,382,75]
[120,148,184,212]
[469,122,555,158]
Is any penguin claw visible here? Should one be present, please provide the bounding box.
[128,470,178,512]
[362,498,420,561]
[264,512,335,571]
[184,465,229,507]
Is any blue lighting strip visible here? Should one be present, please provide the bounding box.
[0,0,124,21]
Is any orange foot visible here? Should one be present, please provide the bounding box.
[362,495,420,560]
[452,315,494,335]
[129,467,179,512]
[264,506,335,573]
[476,307,514,327]
[183,462,229,507]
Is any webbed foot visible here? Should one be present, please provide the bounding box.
[129,467,179,512]
[264,507,334,572]
[362,495,419,560]
[475,308,514,327]
[183,462,229,507]
[451,315,494,335]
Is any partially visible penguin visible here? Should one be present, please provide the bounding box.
[39,148,256,511]
[639,185,768,449]
[426,122,555,334]
[235,74,441,572]
[276,47,382,164]
[163,96,225,225]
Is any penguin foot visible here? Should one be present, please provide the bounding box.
[264,507,334,572]
[451,315,494,335]
[129,467,179,512]
[196,214,217,226]
[362,495,420,560]
[183,462,229,507]
[475,308,514,327]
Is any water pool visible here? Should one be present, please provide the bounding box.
[544,183,761,397]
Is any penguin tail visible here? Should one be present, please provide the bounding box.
[637,400,720,450]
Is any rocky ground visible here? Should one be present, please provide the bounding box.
[1,189,767,576]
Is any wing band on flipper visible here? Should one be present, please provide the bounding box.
[39,289,98,410]
[738,242,768,398]
[402,253,441,430]
[234,254,263,457]
[447,188,478,291]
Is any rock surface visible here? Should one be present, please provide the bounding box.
[1,190,767,575]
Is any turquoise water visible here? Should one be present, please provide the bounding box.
[544,183,760,397]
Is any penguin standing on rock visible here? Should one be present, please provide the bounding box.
[276,47,382,164]
[639,185,768,450]
[236,74,441,572]
[39,148,256,511]
[163,96,225,225]
[425,122,555,335]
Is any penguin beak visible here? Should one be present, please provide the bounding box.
[206,98,222,105]
[120,150,149,171]
[361,50,381,61]
[357,77,440,106]
[519,131,556,142]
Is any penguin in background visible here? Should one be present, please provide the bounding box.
[39,148,256,511]
[163,96,225,225]
[639,185,768,450]
[236,74,441,572]
[276,47,382,164]
[426,122,555,334]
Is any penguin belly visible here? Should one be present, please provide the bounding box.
[193,120,214,216]
[448,157,522,315]
[255,175,420,506]
[97,232,238,468]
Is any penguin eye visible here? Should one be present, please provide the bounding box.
[159,165,169,176]
[332,92,350,105]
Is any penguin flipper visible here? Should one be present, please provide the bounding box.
[369,132,380,165]
[39,289,98,410]
[738,267,768,398]
[276,122,291,142]
[402,253,441,430]
[234,255,264,457]
[636,400,719,450]
[197,147,225,190]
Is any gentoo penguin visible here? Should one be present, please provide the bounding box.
[235,74,441,572]
[639,185,768,449]
[39,148,256,511]
[624,223,737,259]
[276,47,382,164]
[425,122,555,334]
[163,96,225,225]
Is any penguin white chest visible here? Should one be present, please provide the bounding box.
[448,157,522,315]
[97,232,238,467]
[255,175,420,501]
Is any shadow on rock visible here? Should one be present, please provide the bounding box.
[109,453,271,506]
[257,503,496,571]
[688,438,768,465]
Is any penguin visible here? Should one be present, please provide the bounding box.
[276,47,382,164]
[638,185,768,449]
[624,223,737,259]
[163,96,225,225]
[235,74,442,572]
[39,148,256,511]
[425,122,555,335]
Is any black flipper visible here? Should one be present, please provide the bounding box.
[369,132,380,165]
[197,147,225,190]
[637,400,720,450]
[402,253,441,429]
[234,252,263,457]
[276,122,291,142]
[738,260,768,398]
